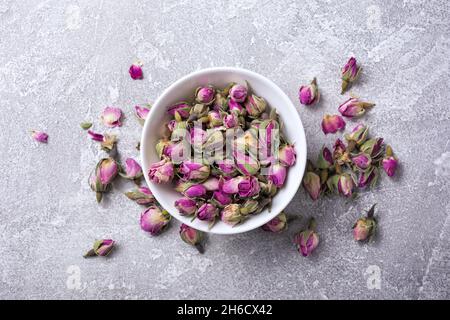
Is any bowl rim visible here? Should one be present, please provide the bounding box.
[140,66,307,234]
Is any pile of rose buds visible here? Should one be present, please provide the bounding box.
[148,82,297,228]
[299,57,399,201]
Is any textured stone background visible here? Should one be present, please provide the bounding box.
[0,0,449,300]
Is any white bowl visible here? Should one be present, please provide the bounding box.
[141,67,307,234]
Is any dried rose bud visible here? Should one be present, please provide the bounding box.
[345,123,369,146]
[202,177,220,191]
[140,205,171,236]
[119,158,143,180]
[353,204,377,241]
[351,153,372,170]
[84,239,115,258]
[195,86,215,104]
[80,122,92,130]
[211,190,233,208]
[338,97,375,118]
[341,57,361,94]
[221,204,246,226]
[189,103,210,122]
[222,176,260,197]
[321,114,346,135]
[224,112,239,128]
[262,212,287,233]
[229,84,248,103]
[179,161,210,181]
[197,203,218,223]
[101,106,122,128]
[101,134,118,152]
[203,130,224,152]
[299,78,319,106]
[234,152,260,176]
[240,199,259,215]
[337,173,355,197]
[31,130,48,143]
[228,99,246,116]
[175,197,197,216]
[167,120,177,132]
[207,110,223,127]
[244,94,267,118]
[129,62,143,80]
[279,144,296,167]
[148,157,174,184]
[382,145,398,177]
[360,138,384,158]
[217,160,238,177]
[259,181,278,197]
[258,118,279,155]
[213,92,228,111]
[190,127,207,146]
[293,218,319,257]
[168,102,191,119]
[268,163,287,188]
[358,166,379,188]
[135,105,150,125]
[302,171,321,200]
[155,138,171,159]
[125,186,155,205]
[89,157,118,202]
[179,224,204,253]
[317,146,333,169]
[178,182,207,198]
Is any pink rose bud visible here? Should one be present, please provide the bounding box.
[360,138,384,158]
[279,144,297,167]
[222,176,260,197]
[351,153,372,170]
[175,198,197,216]
[244,94,267,118]
[341,57,361,94]
[148,157,174,184]
[202,177,220,191]
[229,84,248,103]
[268,163,287,188]
[316,146,333,169]
[321,114,346,135]
[179,161,210,181]
[262,212,287,233]
[345,123,369,146]
[298,78,319,106]
[293,218,319,257]
[224,113,239,128]
[353,204,377,241]
[31,130,48,143]
[140,205,171,236]
[129,62,143,80]
[84,239,115,258]
[220,204,246,226]
[302,171,321,200]
[207,110,223,127]
[89,157,118,202]
[125,186,155,205]
[211,190,233,207]
[167,120,177,132]
[337,173,354,197]
[217,160,237,177]
[190,127,207,146]
[234,152,260,176]
[228,99,246,116]
[101,106,123,128]
[179,224,204,253]
[195,86,215,104]
[338,97,375,118]
[168,102,191,119]
[197,203,218,223]
[183,183,207,198]
[382,145,398,177]
[358,166,379,188]
[135,105,150,125]
[119,158,143,180]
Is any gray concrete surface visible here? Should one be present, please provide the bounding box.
[0,0,449,300]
